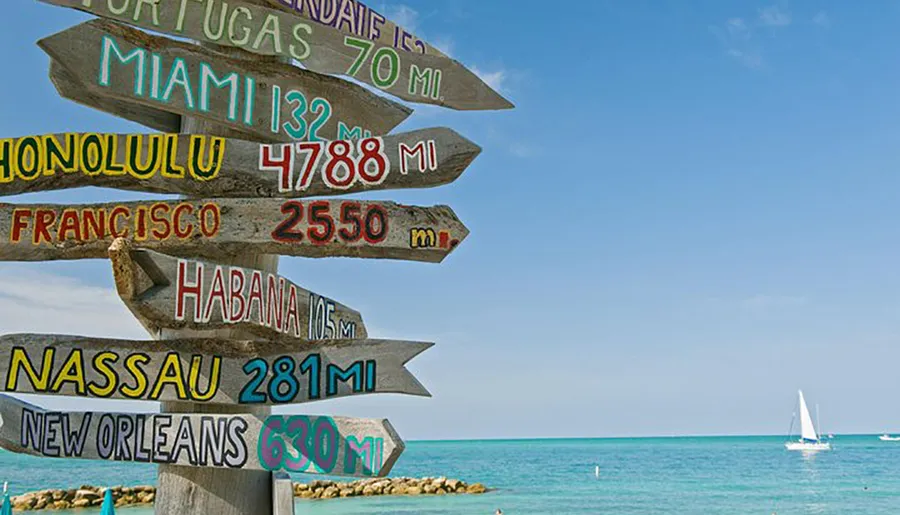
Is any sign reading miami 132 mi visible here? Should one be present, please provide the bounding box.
[38,19,411,143]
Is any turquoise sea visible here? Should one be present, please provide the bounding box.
[3,436,900,514]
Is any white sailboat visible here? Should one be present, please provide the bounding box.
[879,434,900,442]
[785,390,831,451]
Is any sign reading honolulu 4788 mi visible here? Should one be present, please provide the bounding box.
[109,239,366,343]
[0,128,480,198]
[0,394,403,477]
[39,19,412,143]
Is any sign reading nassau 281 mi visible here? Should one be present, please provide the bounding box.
[0,198,467,263]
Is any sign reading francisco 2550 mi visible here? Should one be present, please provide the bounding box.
[0,128,479,198]
[38,19,411,143]
[0,395,404,477]
[0,334,431,405]
[0,198,467,263]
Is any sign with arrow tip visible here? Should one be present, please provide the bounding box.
[109,239,367,342]
[38,19,412,143]
[0,394,404,477]
[39,0,511,110]
[0,198,467,263]
[0,128,481,198]
[0,333,432,405]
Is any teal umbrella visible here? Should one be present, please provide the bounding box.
[100,489,115,515]
[1,481,12,515]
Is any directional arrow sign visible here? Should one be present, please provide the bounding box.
[109,239,367,342]
[0,333,431,405]
[40,0,511,111]
[38,19,412,143]
[0,198,467,263]
[0,128,480,198]
[0,394,404,476]
[264,0,446,57]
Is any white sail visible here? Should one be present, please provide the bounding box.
[798,390,818,441]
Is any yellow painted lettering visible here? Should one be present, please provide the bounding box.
[150,352,187,400]
[50,349,86,395]
[121,353,150,398]
[6,347,53,391]
[88,352,119,398]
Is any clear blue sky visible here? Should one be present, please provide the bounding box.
[2,0,900,440]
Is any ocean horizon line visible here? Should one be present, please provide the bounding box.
[406,432,892,444]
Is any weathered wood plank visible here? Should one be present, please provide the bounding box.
[0,394,404,477]
[49,59,184,135]
[272,472,294,515]
[0,127,480,197]
[109,239,367,342]
[261,0,445,57]
[39,0,512,110]
[0,333,431,405]
[0,197,467,263]
[37,19,412,143]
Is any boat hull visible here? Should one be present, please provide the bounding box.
[785,441,831,451]
[879,436,900,441]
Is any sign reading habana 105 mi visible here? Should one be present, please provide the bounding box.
[109,240,366,343]
[0,198,467,263]
[40,0,511,110]
[0,334,431,405]
[0,394,403,477]
[0,128,480,198]
[38,19,411,144]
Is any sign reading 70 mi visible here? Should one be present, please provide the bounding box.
[40,0,512,111]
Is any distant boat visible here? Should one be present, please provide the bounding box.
[785,390,831,451]
[879,434,900,442]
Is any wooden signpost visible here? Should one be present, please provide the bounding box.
[0,197,467,263]
[0,333,432,405]
[0,127,481,198]
[39,19,413,143]
[109,240,367,342]
[40,0,512,111]
[0,394,404,476]
[13,0,511,511]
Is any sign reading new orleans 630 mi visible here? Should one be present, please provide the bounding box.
[38,19,411,143]
[0,128,479,198]
[0,395,403,477]
[0,198,466,263]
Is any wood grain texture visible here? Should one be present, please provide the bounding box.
[0,197,467,263]
[0,128,480,198]
[109,239,368,343]
[0,394,404,476]
[39,0,511,110]
[37,19,412,143]
[260,0,446,57]
[150,44,285,515]
[272,472,294,515]
[0,333,432,404]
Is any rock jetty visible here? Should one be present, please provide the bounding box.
[9,478,488,510]
[294,477,488,499]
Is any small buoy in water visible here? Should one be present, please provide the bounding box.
[595,466,600,478]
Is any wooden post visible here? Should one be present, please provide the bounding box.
[153,42,283,515]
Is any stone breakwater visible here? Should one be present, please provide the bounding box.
[295,477,489,498]
[10,478,489,510]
